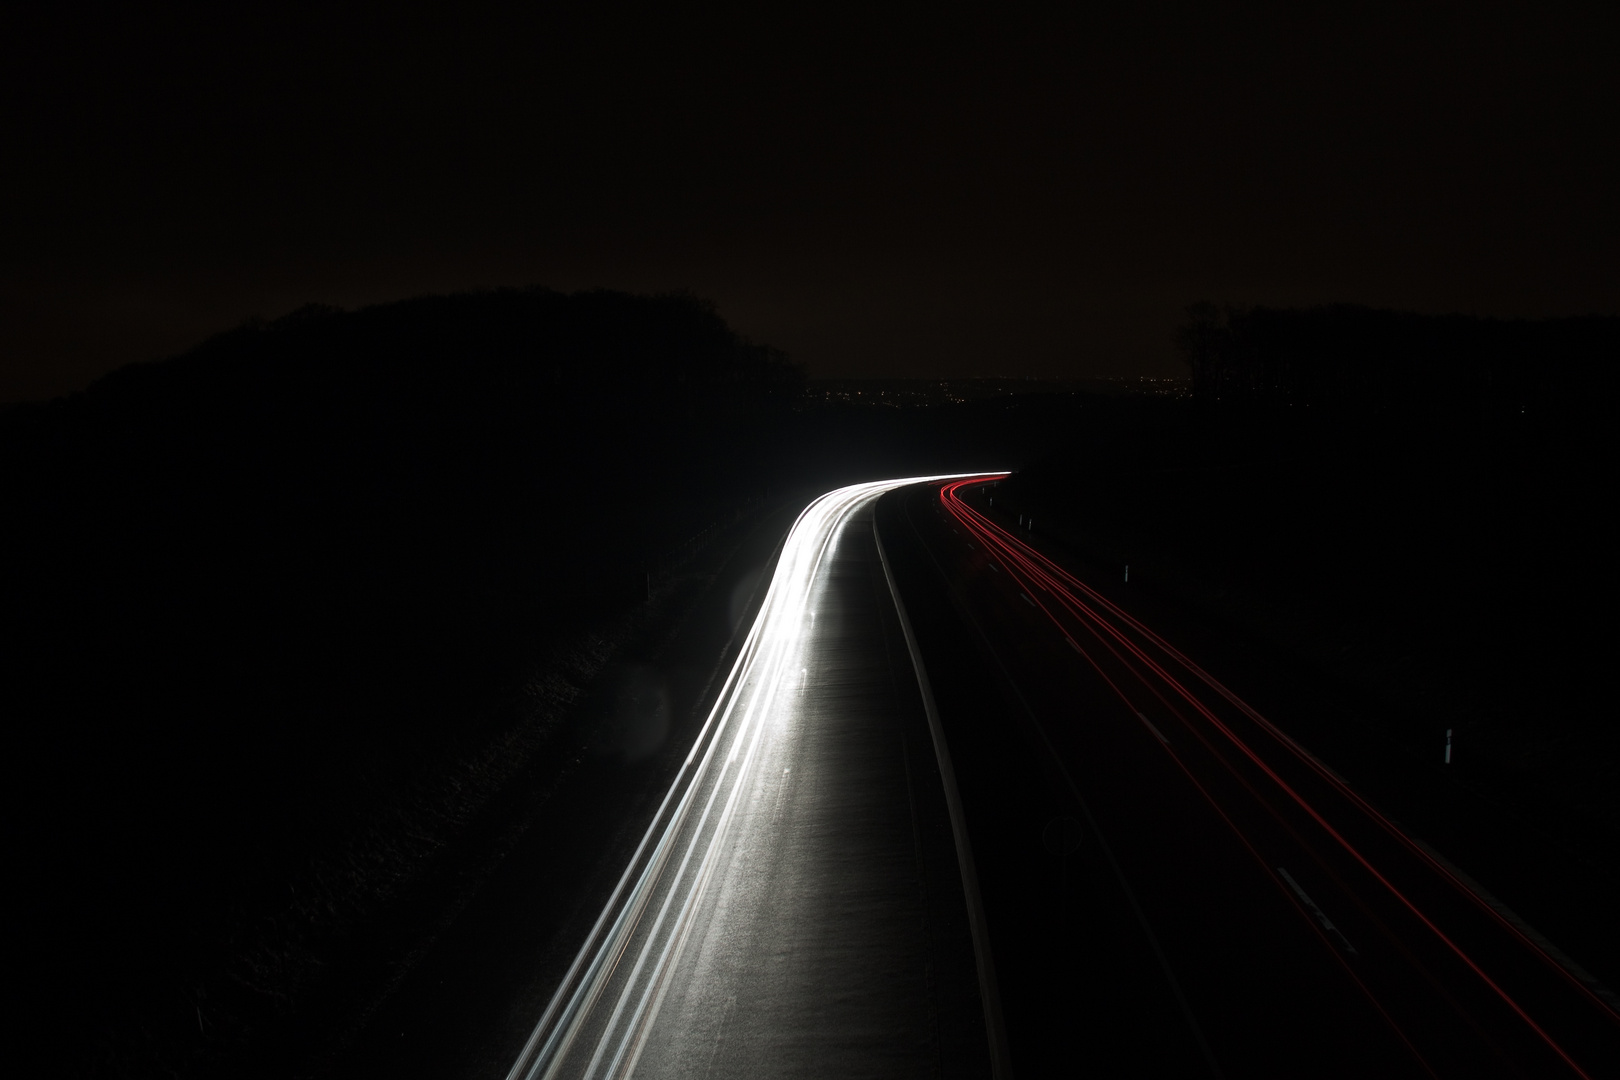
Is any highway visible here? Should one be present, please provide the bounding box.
[489,474,1620,1079]
[883,477,1620,1077]
[503,476,1000,1080]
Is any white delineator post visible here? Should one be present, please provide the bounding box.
[1445,728,1453,764]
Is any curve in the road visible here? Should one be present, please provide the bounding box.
[504,474,1005,1080]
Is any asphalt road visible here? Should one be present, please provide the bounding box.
[502,479,995,1080]
[340,475,1620,1079]
[880,477,1620,1078]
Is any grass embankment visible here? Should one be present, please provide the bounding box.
[995,396,1617,872]
[1,288,797,1077]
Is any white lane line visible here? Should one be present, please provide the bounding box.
[1408,837,1620,1010]
[874,519,1013,1080]
[1136,711,1170,745]
[1020,592,1036,607]
[1277,867,1357,955]
[907,498,1226,1080]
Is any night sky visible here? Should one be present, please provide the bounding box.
[3,2,1615,402]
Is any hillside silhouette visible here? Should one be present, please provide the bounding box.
[1,287,802,1076]
[1,285,1111,1077]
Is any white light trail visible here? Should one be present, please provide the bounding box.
[504,473,1000,1080]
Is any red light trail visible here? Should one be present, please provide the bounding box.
[937,477,1620,1078]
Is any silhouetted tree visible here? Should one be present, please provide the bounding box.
[1174,303,1619,423]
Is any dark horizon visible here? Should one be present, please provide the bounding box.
[4,2,1616,402]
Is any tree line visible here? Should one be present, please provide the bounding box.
[1174,303,1620,421]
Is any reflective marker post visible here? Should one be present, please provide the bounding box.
[1445,728,1453,764]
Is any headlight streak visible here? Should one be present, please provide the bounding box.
[938,479,1617,1078]
[505,473,1000,1080]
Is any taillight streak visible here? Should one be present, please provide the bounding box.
[946,479,1620,1029]
[948,487,1457,1070]
[938,479,1604,1077]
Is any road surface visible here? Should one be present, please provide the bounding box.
[504,477,998,1080]
[476,473,1620,1078]
[877,476,1620,1078]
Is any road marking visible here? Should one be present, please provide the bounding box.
[1277,867,1357,954]
[1408,837,1620,1011]
[875,517,1014,1079]
[1136,711,1169,745]
[918,508,1225,1080]
[987,562,1000,572]
[702,994,737,1079]
[1066,637,1081,652]
[1020,592,1036,606]
[505,472,1003,1080]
